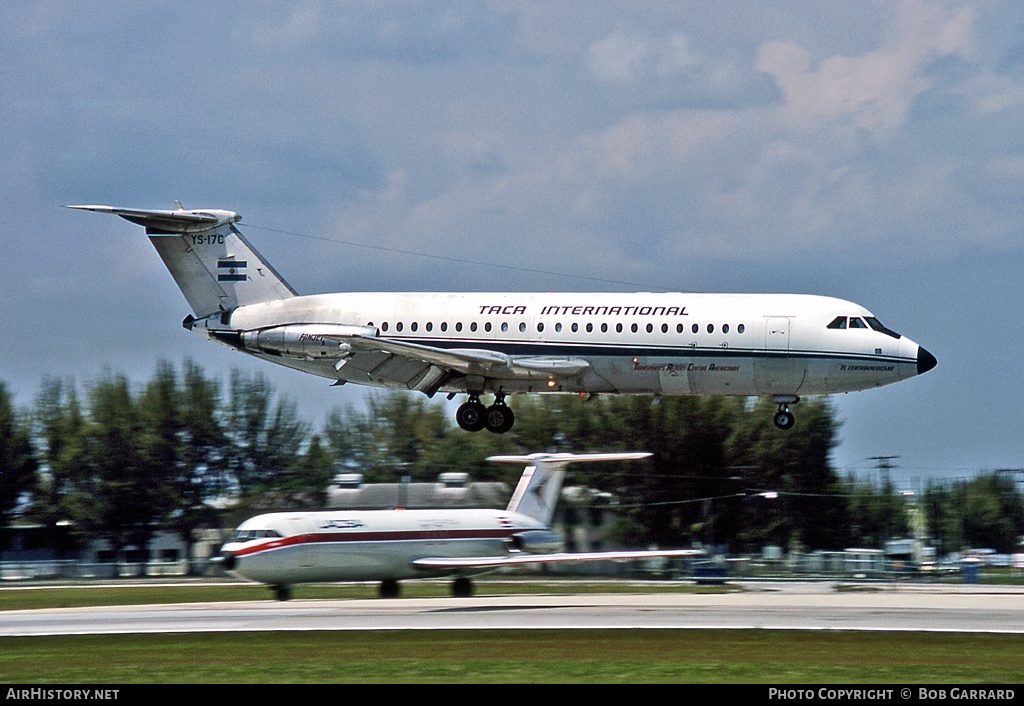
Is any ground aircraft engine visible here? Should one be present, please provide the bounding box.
[508,530,564,554]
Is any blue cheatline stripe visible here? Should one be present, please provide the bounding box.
[218,260,248,268]
[379,336,913,365]
[230,321,913,366]
[218,274,247,282]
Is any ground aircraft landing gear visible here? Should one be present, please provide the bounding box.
[379,579,401,598]
[457,394,515,434]
[451,577,473,597]
[273,585,292,601]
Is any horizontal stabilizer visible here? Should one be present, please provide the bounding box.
[495,452,651,524]
[487,452,652,466]
[66,204,239,234]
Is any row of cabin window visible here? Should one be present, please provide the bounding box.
[371,321,748,335]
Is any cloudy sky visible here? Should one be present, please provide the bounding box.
[2,1,1022,486]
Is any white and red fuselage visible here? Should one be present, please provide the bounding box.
[219,508,548,585]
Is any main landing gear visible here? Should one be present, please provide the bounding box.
[377,578,474,598]
[456,394,515,434]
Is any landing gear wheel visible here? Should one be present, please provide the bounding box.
[456,399,487,432]
[773,410,795,430]
[273,585,292,601]
[451,577,473,597]
[484,404,515,434]
[379,579,401,598]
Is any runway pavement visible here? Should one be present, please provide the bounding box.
[2,581,1023,636]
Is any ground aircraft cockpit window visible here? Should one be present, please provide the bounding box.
[827,316,847,329]
[849,317,867,329]
[231,529,283,542]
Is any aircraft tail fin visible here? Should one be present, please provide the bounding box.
[67,204,297,318]
[489,452,651,525]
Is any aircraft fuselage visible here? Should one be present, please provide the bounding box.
[220,508,546,586]
[199,291,931,398]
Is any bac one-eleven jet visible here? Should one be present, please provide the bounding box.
[215,452,699,600]
[69,204,936,432]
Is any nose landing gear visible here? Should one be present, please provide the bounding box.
[773,407,795,430]
[772,396,799,430]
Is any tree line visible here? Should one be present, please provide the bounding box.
[0,360,1021,562]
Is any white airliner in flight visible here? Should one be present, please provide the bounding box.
[214,451,699,600]
[69,204,936,432]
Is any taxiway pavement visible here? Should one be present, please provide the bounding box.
[1,582,1022,636]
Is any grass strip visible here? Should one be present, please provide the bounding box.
[0,629,1020,683]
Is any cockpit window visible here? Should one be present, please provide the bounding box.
[865,316,901,339]
[231,529,282,542]
[828,315,901,338]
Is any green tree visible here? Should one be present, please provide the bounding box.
[844,475,910,549]
[922,482,957,555]
[324,392,517,484]
[288,434,335,507]
[29,378,87,554]
[80,373,166,567]
[0,382,37,553]
[170,360,231,570]
[223,369,309,510]
[726,398,845,552]
[322,402,377,476]
[927,473,1024,553]
[134,361,191,565]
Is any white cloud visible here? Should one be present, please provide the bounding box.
[588,33,700,84]
[247,4,325,52]
[756,1,974,133]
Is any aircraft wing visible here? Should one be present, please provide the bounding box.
[412,549,702,569]
[330,332,590,395]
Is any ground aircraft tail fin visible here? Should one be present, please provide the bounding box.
[67,204,297,318]
[489,452,651,525]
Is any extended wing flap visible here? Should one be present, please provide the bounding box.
[412,549,701,569]
[343,336,511,375]
[236,322,592,391]
[340,336,589,380]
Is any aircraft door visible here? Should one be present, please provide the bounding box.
[766,317,790,350]
[755,317,805,394]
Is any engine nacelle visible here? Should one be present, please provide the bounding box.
[240,324,374,359]
[508,530,564,555]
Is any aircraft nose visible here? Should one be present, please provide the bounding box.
[217,551,237,571]
[917,346,937,376]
